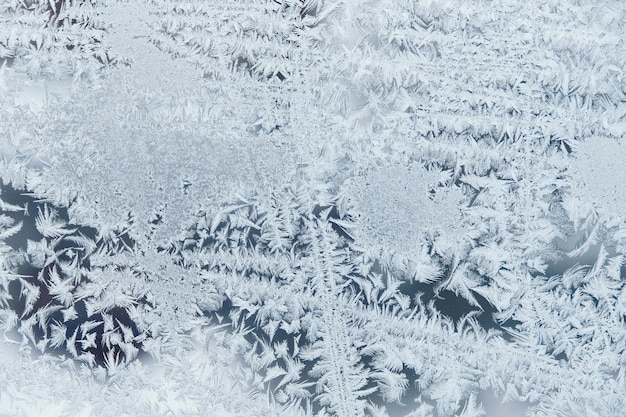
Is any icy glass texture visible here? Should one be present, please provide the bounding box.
[1,1,626,416]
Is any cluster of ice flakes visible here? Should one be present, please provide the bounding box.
[1,0,626,416]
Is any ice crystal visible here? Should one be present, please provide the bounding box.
[1,0,626,416]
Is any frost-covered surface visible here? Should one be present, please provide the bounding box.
[1,1,626,416]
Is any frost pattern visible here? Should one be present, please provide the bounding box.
[569,136,626,218]
[344,163,465,266]
[1,0,626,416]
